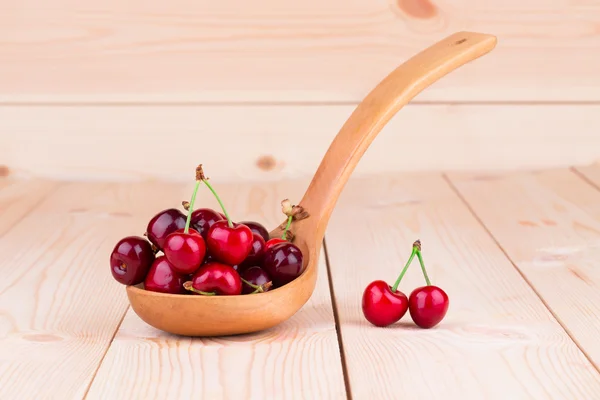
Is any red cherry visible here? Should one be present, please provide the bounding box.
[240,266,272,294]
[163,228,206,274]
[408,286,449,328]
[262,242,304,286]
[264,238,287,251]
[206,220,253,266]
[362,280,409,327]
[144,256,187,294]
[360,240,420,327]
[238,221,270,242]
[184,262,242,296]
[239,233,266,270]
[146,208,186,250]
[190,208,224,239]
[408,240,449,328]
[193,165,254,265]
[110,236,155,285]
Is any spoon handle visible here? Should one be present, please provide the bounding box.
[294,31,497,241]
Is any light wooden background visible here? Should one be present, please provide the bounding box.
[3,166,600,399]
[1,0,600,181]
[2,2,600,398]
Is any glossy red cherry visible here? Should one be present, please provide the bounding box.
[361,240,419,327]
[146,208,186,249]
[239,233,266,269]
[239,221,270,242]
[144,256,187,294]
[184,262,242,296]
[408,240,449,328]
[262,242,304,286]
[163,167,209,274]
[362,280,409,327]
[191,208,224,239]
[206,220,253,266]
[195,165,254,265]
[163,228,206,274]
[110,236,155,285]
[264,238,287,251]
[408,286,449,328]
[241,266,272,294]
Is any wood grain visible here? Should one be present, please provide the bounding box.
[448,168,600,370]
[326,172,600,399]
[2,104,599,182]
[85,179,347,399]
[1,0,599,102]
[0,180,192,399]
[0,178,58,236]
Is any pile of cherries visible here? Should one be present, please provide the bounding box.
[362,240,449,329]
[109,165,305,296]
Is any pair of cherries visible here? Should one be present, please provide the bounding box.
[109,165,305,296]
[362,240,449,329]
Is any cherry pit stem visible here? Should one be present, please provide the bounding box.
[415,247,432,286]
[391,242,418,292]
[183,281,216,296]
[197,165,233,228]
[241,278,273,294]
[183,179,202,234]
[281,215,293,240]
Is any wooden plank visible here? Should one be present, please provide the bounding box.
[0,178,58,236]
[1,0,599,102]
[85,179,347,399]
[326,173,600,399]
[0,180,191,399]
[448,168,600,370]
[2,104,599,182]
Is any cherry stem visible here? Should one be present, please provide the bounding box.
[416,249,432,286]
[183,180,202,234]
[197,166,233,228]
[281,215,293,240]
[183,281,216,296]
[241,278,273,293]
[391,245,417,292]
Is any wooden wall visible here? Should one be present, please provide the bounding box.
[1,0,599,181]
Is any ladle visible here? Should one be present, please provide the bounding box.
[126,31,497,336]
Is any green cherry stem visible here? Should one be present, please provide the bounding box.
[391,242,419,292]
[197,165,233,228]
[183,179,202,234]
[241,278,273,293]
[183,281,216,296]
[281,215,293,240]
[415,248,432,286]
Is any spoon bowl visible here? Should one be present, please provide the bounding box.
[126,31,497,336]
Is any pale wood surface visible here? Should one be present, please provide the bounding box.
[575,164,600,188]
[1,0,599,102]
[0,180,197,399]
[3,170,600,399]
[0,178,58,236]
[2,104,599,182]
[326,172,600,399]
[86,179,346,399]
[448,168,600,370]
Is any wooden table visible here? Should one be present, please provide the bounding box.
[2,165,600,399]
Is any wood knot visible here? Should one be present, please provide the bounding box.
[256,155,277,171]
[396,0,438,19]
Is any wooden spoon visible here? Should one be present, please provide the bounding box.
[126,31,497,337]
